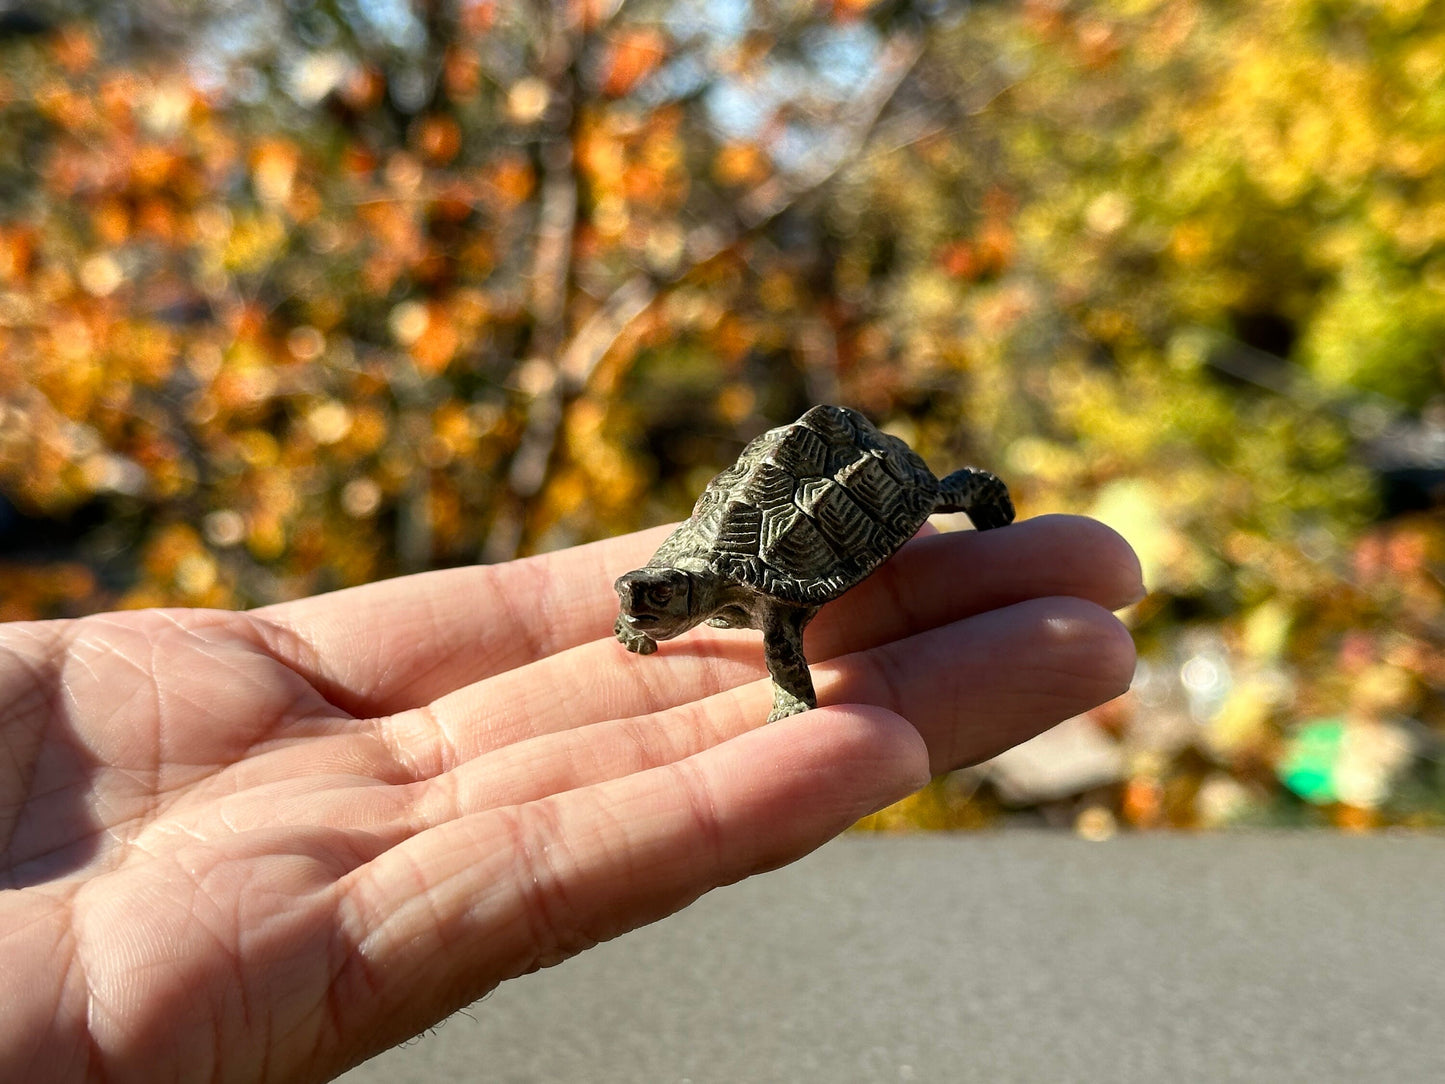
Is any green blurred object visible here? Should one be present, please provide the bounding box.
[1278,717,1348,805]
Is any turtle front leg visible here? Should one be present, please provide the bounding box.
[614,613,658,654]
[762,605,818,722]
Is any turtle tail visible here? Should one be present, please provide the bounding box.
[935,468,1015,530]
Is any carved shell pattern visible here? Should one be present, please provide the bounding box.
[657,405,941,604]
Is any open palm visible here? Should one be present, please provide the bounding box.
[0,515,1140,1083]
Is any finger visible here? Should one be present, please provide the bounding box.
[808,514,1143,659]
[377,628,766,777]
[821,595,1137,774]
[249,524,674,716]
[251,514,1139,720]
[379,520,1139,768]
[397,594,1132,812]
[329,706,929,1069]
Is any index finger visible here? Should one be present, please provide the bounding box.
[251,514,1141,720]
[252,524,674,716]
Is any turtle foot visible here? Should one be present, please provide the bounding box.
[767,687,815,722]
[614,614,658,654]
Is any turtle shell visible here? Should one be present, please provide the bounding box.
[650,405,941,605]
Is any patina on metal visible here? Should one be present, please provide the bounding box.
[614,404,1015,721]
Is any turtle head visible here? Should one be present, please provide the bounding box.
[614,567,698,642]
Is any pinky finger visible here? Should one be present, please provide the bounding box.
[325,706,929,1074]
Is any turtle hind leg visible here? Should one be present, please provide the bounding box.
[761,605,818,722]
[935,467,1015,530]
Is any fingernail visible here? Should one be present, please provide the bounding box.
[1121,581,1148,608]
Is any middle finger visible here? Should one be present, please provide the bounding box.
[404,594,1135,823]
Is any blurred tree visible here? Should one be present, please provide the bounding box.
[0,0,941,608]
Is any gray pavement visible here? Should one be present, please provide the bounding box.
[339,832,1445,1083]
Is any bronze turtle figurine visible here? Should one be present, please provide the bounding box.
[614,404,1014,721]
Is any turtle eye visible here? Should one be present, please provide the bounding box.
[651,583,673,603]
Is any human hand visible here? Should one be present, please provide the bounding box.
[0,514,1140,1083]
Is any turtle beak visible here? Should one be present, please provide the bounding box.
[615,572,649,615]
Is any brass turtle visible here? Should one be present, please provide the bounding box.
[614,405,1014,721]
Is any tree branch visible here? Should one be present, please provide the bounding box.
[488,31,924,561]
[481,0,583,561]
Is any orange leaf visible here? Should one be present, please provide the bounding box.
[460,0,496,36]
[52,25,97,75]
[938,240,978,279]
[132,145,178,190]
[828,0,878,21]
[601,29,668,98]
[251,139,300,205]
[486,155,536,207]
[0,227,35,283]
[340,67,385,111]
[415,115,462,165]
[411,307,460,374]
[444,47,482,99]
[713,142,769,187]
[137,198,178,244]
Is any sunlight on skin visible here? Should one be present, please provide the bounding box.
[0,515,1141,1083]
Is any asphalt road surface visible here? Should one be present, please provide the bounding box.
[338,832,1445,1083]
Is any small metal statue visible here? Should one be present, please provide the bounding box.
[613,404,1015,722]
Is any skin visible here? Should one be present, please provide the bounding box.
[0,514,1142,1083]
